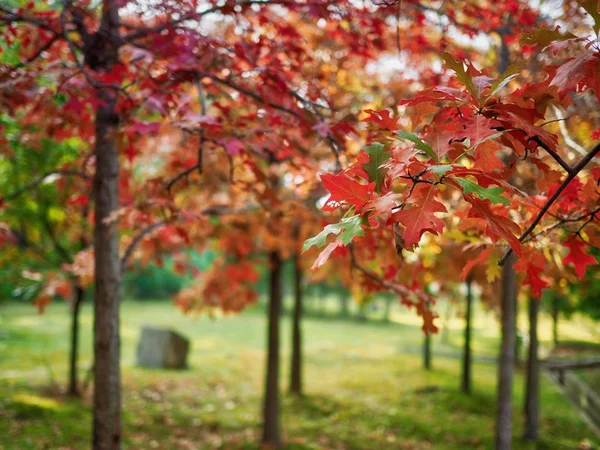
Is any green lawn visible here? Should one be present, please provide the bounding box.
[0,299,598,449]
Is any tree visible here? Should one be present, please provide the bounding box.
[1,2,400,447]
[0,116,92,396]
[306,5,600,449]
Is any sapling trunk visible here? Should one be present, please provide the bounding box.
[461,277,473,394]
[495,254,517,450]
[290,253,303,396]
[262,251,282,448]
[523,297,540,441]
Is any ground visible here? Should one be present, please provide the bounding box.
[0,298,598,450]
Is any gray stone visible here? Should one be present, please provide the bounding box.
[136,326,190,369]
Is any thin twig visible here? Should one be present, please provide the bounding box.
[499,141,600,266]
[1,170,91,203]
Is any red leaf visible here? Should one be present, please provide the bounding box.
[361,109,400,131]
[390,184,446,249]
[311,240,343,270]
[550,53,600,101]
[563,238,596,278]
[514,248,548,297]
[321,172,374,212]
[465,196,521,255]
[461,248,494,280]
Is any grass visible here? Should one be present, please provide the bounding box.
[0,298,598,449]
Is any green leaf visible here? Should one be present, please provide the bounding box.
[519,28,578,47]
[487,62,524,99]
[429,164,454,176]
[303,215,364,252]
[454,177,509,205]
[396,130,438,162]
[441,53,476,98]
[578,0,600,35]
[362,142,390,193]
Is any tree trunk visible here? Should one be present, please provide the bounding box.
[382,297,391,322]
[68,284,85,397]
[262,250,282,448]
[551,298,559,347]
[90,3,122,449]
[340,295,349,317]
[523,297,540,441]
[356,303,367,322]
[290,253,303,396]
[423,332,432,371]
[93,84,122,450]
[495,253,517,450]
[440,298,452,345]
[461,277,473,394]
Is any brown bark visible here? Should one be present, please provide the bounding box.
[523,298,540,441]
[290,253,303,396]
[88,2,122,449]
[262,250,282,448]
[92,84,122,450]
[461,277,473,394]
[68,283,85,397]
[495,253,517,450]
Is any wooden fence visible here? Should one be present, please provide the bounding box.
[544,359,600,434]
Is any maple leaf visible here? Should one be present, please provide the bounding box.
[361,142,390,193]
[473,140,504,172]
[321,173,374,212]
[550,53,600,100]
[514,248,548,297]
[563,238,597,278]
[458,114,502,148]
[519,27,578,48]
[361,109,400,131]
[464,196,522,255]
[390,184,447,249]
[310,240,343,270]
[303,215,364,252]
[415,298,439,334]
[578,0,600,34]
[461,248,494,280]
[421,124,461,161]
[453,176,510,205]
[396,130,438,162]
[441,53,477,99]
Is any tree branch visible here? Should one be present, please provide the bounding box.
[201,73,304,120]
[530,136,572,174]
[166,77,207,191]
[1,170,91,203]
[120,220,167,272]
[499,141,600,266]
